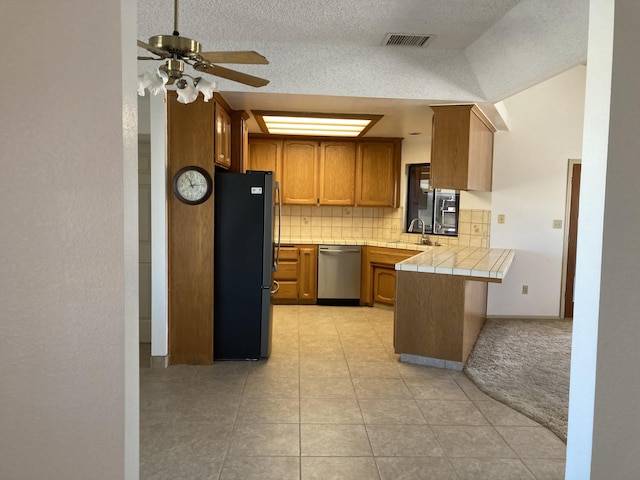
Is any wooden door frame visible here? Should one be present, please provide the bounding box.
[560,159,581,318]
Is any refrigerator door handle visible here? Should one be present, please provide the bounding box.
[274,181,282,272]
[270,280,280,295]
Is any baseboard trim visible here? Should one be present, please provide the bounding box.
[486,315,566,320]
[400,353,463,371]
[151,355,169,368]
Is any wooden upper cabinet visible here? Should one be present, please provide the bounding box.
[355,141,399,207]
[214,101,232,169]
[249,135,401,207]
[248,138,282,178]
[230,110,250,173]
[430,105,495,191]
[319,142,356,206]
[281,140,318,205]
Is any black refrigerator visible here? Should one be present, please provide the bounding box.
[213,170,280,360]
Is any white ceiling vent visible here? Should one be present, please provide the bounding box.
[383,33,435,47]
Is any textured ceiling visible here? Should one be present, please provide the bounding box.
[138,0,522,50]
[137,0,588,137]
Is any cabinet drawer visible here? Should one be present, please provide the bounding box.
[274,261,298,280]
[273,281,298,300]
[278,246,299,260]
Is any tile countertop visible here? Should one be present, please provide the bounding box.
[278,237,514,282]
[395,246,515,282]
[279,237,433,251]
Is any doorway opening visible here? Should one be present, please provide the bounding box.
[561,160,581,318]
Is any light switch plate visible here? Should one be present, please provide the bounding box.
[553,219,562,229]
[497,214,505,224]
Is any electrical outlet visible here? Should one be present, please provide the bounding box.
[522,285,529,295]
[553,219,563,229]
[497,214,505,224]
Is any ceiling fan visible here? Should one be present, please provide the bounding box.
[137,0,270,91]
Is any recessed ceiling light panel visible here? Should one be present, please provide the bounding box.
[253,111,383,137]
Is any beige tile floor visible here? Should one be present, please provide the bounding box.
[140,305,566,480]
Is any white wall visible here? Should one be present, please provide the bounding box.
[138,95,151,135]
[487,65,586,317]
[567,1,640,477]
[149,94,169,358]
[0,0,138,478]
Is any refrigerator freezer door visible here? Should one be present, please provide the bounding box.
[214,171,275,360]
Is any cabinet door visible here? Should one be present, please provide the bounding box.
[319,142,356,205]
[430,107,470,190]
[430,105,494,191]
[298,245,318,303]
[282,140,318,205]
[214,103,232,169]
[356,141,398,207]
[373,266,396,305]
[230,111,249,173]
[248,139,282,195]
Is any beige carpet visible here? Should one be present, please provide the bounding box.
[463,318,572,442]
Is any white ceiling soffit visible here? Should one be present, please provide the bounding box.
[466,0,589,101]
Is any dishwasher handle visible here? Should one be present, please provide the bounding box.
[319,247,361,253]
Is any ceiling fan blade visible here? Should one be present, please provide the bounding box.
[199,51,269,65]
[198,64,270,88]
[137,39,169,58]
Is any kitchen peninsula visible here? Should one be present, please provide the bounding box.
[394,246,514,370]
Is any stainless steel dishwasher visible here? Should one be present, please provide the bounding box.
[317,245,362,305]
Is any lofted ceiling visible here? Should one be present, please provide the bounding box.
[137,0,588,138]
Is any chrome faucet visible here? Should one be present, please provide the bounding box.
[408,218,431,245]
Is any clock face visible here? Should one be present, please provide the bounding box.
[172,166,212,205]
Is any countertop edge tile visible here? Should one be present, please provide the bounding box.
[278,236,514,280]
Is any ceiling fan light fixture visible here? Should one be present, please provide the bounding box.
[137,0,269,89]
[176,82,198,104]
[194,77,216,102]
[137,68,169,97]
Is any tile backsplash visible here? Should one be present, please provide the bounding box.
[276,206,491,247]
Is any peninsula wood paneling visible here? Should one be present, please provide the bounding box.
[462,280,488,362]
[167,92,214,364]
[394,270,488,364]
[395,271,465,361]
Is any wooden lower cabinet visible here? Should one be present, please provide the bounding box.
[361,246,420,306]
[273,244,318,304]
[373,266,397,305]
[298,246,318,303]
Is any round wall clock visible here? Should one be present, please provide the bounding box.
[172,166,213,205]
